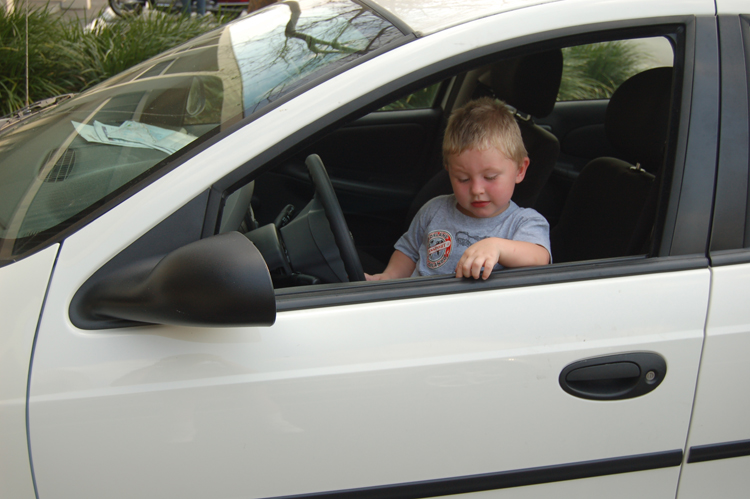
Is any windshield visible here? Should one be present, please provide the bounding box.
[0,0,402,264]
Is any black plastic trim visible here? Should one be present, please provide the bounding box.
[669,16,720,257]
[559,352,667,401]
[69,192,210,329]
[275,163,415,199]
[658,21,692,257]
[262,450,683,499]
[350,107,443,126]
[276,255,707,312]
[71,232,276,329]
[709,248,750,266]
[687,439,750,463]
[710,15,750,252]
[742,15,750,248]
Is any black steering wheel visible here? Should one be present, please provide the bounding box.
[305,154,366,282]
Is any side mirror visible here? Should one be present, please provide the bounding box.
[71,232,275,329]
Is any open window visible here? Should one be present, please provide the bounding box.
[214,27,681,291]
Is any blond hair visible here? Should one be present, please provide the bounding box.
[443,97,528,166]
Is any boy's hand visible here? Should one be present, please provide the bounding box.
[455,238,502,280]
[456,237,551,279]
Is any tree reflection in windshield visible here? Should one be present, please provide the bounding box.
[232,0,400,115]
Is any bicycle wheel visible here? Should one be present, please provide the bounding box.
[108,0,145,16]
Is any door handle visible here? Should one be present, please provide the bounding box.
[559,352,667,400]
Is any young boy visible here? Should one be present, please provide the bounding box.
[366,97,551,281]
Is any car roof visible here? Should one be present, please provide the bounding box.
[372,0,562,36]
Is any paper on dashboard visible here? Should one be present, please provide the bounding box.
[71,120,197,154]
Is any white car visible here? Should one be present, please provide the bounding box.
[1,0,748,498]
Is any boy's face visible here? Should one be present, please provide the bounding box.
[446,147,530,218]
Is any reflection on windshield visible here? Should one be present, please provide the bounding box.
[233,0,391,114]
[0,0,402,264]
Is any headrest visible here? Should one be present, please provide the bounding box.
[479,50,563,119]
[605,67,673,173]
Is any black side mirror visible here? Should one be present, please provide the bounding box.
[71,232,275,329]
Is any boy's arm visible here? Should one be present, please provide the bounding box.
[366,250,417,281]
[456,237,550,280]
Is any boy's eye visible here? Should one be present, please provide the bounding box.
[458,178,470,183]
[485,175,498,181]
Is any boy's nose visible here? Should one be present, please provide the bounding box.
[470,179,484,195]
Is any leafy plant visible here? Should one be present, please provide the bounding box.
[558,41,653,101]
[58,11,225,89]
[0,3,227,115]
[379,83,441,111]
[0,4,79,115]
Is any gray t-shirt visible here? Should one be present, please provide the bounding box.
[395,195,551,276]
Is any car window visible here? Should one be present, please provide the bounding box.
[557,37,674,101]
[378,83,442,110]
[0,0,404,265]
[222,30,682,291]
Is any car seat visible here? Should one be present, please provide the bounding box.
[403,50,563,226]
[550,67,673,263]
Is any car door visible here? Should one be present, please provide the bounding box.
[0,245,58,499]
[27,2,717,499]
[676,8,750,498]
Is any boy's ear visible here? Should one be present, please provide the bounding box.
[515,157,531,183]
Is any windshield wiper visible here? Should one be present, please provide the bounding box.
[0,94,76,134]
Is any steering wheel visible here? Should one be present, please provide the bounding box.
[305,154,366,282]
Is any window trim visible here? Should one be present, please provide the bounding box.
[709,15,750,265]
[204,17,711,311]
[710,15,749,254]
[275,255,707,312]
[664,16,719,257]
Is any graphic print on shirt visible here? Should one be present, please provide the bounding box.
[456,231,484,248]
[427,230,453,269]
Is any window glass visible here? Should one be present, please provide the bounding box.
[240,33,681,290]
[379,83,441,110]
[0,0,403,264]
[557,37,674,101]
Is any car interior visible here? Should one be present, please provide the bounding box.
[217,33,677,289]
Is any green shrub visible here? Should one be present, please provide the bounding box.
[558,41,651,101]
[0,3,226,116]
[58,11,225,90]
[0,3,77,115]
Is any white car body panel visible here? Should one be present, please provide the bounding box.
[715,0,748,14]
[30,270,708,498]
[0,244,58,499]
[22,0,720,498]
[372,0,715,35]
[676,457,750,499]
[677,264,750,499]
[373,0,560,35]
